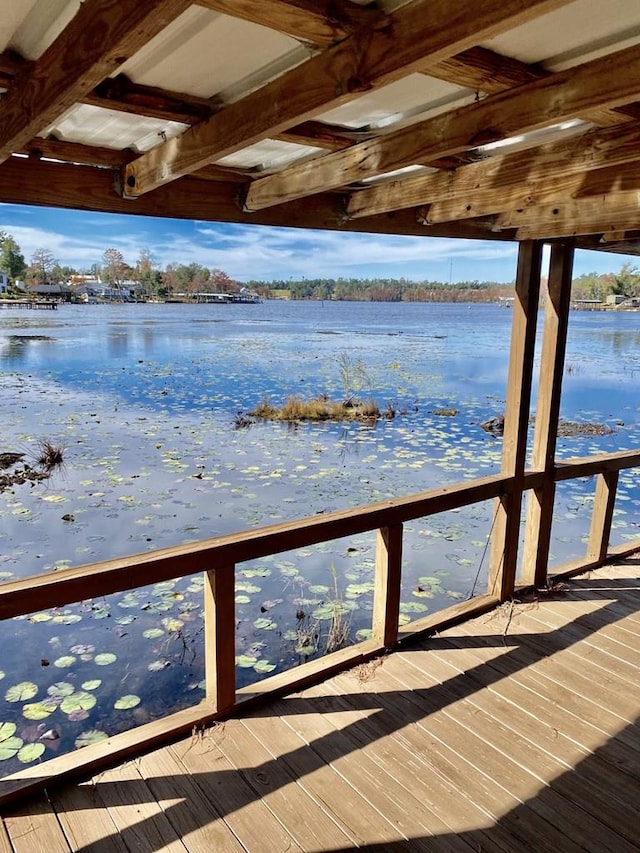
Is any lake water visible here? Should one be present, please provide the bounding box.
[0,301,638,769]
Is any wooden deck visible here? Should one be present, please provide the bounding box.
[2,557,639,852]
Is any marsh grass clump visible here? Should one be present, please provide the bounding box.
[250,394,385,423]
[36,440,64,471]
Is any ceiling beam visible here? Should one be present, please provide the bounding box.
[0,0,193,165]
[498,191,640,239]
[195,0,383,46]
[347,120,640,220]
[244,40,640,211]
[16,138,253,182]
[121,0,574,198]
[427,159,640,224]
[0,156,502,241]
[423,45,632,128]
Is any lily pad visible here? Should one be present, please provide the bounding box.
[23,702,57,721]
[253,660,276,674]
[17,742,45,763]
[235,654,258,668]
[81,680,102,691]
[61,692,97,714]
[142,628,164,639]
[53,656,77,668]
[75,729,109,749]
[114,694,141,710]
[253,617,277,630]
[47,682,75,697]
[94,653,117,666]
[5,682,38,702]
[0,734,23,760]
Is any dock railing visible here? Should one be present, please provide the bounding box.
[0,447,638,803]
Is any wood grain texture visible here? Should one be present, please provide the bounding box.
[245,41,640,211]
[0,0,192,162]
[124,0,574,196]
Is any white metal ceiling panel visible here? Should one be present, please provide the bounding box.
[483,0,640,70]
[317,74,474,131]
[8,0,79,60]
[215,138,322,171]
[119,6,308,100]
[41,104,188,153]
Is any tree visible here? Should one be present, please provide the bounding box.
[102,247,127,290]
[210,268,237,293]
[612,262,640,298]
[0,232,26,281]
[134,249,162,298]
[30,248,57,283]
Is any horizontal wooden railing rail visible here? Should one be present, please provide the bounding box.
[0,471,519,621]
[0,450,638,803]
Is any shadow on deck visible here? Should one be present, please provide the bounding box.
[3,558,639,852]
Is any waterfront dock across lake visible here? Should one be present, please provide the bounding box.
[0,300,58,310]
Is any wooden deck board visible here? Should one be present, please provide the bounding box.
[2,560,639,851]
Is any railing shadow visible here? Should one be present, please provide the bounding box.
[4,571,637,852]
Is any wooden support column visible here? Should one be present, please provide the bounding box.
[587,471,619,563]
[488,241,543,600]
[204,566,236,712]
[372,525,403,646]
[521,241,575,588]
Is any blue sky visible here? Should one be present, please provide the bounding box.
[0,203,634,283]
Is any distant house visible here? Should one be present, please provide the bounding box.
[28,283,73,301]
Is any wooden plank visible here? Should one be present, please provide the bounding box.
[521,242,574,588]
[327,669,586,853]
[204,566,236,712]
[123,0,574,196]
[397,591,500,638]
[49,784,129,853]
[488,241,542,599]
[136,746,246,852]
[423,45,628,127]
[427,157,640,224]
[266,691,492,850]
[196,0,382,46]
[0,156,504,242]
[240,711,408,847]
[554,449,640,480]
[86,762,187,853]
[405,644,640,845]
[2,793,71,853]
[346,119,640,220]
[0,0,192,164]
[0,471,507,620]
[381,652,640,853]
[244,41,640,211]
[372,524,402,646]
[212,718,357,850]
[587,471,619,562]
[171,734,304,852]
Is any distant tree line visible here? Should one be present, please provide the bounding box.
[2,230,640,302]
[245,277,514,302]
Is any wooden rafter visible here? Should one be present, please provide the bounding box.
[121,0,574,197]
[347,120,640,220]
[195,0,384,46]
[0,156,503,241]
[423,45,631,127]
[243,41,640,212]
[0,0,193,165]
[501,192,640,239]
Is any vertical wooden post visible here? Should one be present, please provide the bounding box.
[521,241,575,588]
[204,566,236,712]
[587,471,619,563]
[488,241,542,601]
[372,525,403,646]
